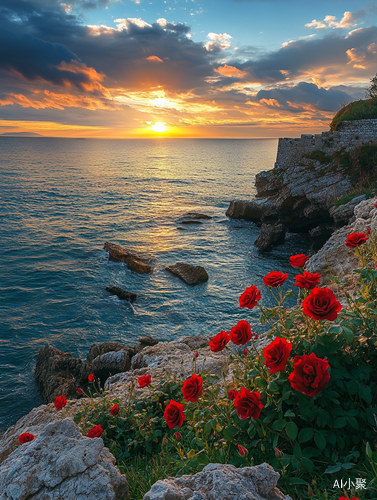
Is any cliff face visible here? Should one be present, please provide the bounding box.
[227,119,377,250]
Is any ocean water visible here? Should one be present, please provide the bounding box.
[0,138,310,431]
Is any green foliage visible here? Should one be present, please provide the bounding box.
[304,150,332,165]
[330,99,377,131]
[366,74,377,101]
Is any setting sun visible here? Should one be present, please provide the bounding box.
[151,122,168,133]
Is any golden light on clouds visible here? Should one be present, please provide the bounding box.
[151,122,168,133]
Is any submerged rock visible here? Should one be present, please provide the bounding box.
[35,344,85,403]
[143,462,292,500]
[104,242,153,274]
[105,285,137,302]
[255,223,286,251]
[0,418,128,500]
[165,262,209,285]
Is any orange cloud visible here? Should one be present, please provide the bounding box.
[346,48,367,69]
[259,98,281,107]
[57,60,110,96]
[214,65,247,79]
[146,56,164,63]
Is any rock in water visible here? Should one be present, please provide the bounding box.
[104,242,153,274]
[177,213,212,225]
[165,262,209,285]
[0,418,128,500]
[143,462,292,500]
[255,223,286,251]
[106,285,137,302]
[35,344,85,403]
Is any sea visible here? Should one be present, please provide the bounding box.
[0,138,310,431]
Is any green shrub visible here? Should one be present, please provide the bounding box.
[330,99,377,131]
[304,150,332,165]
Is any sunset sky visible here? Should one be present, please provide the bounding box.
[1,0,377,138]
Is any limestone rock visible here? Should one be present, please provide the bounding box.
[0,418,128,500]
[35,344,85,403]
[306,198,376,281]
[178,213,212,225]
[85,350,132,385]
[105,285,137,302]
[227,162,352,233]
[166,262,209,285]
[329,194,366,227]
[255,223,286,251]
[87,342,133,363]
[143,462,292,500]
[104,242,153,274]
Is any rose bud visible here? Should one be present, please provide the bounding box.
[173,431,182,441]
[275,446,282,458]
[254,334,258,340]
[87,424,103,438]
[54,395,67,411]
[163,438,168,446]
[228,389,238,401]
[237,444,248,457]
[76,388,83,394]
[110,404,119,416]
[242,348,248,357]
[367,227,371,234]
[194,352,198,358]
[88,373,95,383]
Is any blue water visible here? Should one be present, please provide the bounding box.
[0,138,309,431]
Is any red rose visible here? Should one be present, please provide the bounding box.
[228,389,238,401]
[239,285,261,309]
[164,400,185,429]
[209,330,230,352]
[76,388,83,394]
[263,271,288,287]
[229,320,252,345]
[173,431,182,440]
[289,254,310,268]
[19,432,35,444]
[138,374,151,388]
[263,337,292,374]
[288,353,330,397]
[302,287,342,321]
[88,373,95,383]
[345,232,368,248]
[87,424,103,438]
[182,374,203,403]
[110,404,119,416]
[339,497,360,500]
[234,387,264,420]
[54,395,67,411]
[237,445,248,456]
[242,348,248,357]
[293,271,321,290]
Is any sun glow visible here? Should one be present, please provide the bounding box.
[151,122,168,133]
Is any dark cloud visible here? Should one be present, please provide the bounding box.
[254,82,353,112]
[225,27,377,84]
[0,0,215,93]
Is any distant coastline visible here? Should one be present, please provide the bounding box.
[0,132,44,137]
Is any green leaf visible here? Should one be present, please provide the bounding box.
[342,326,354,342]
[346,380,359,395]
[260,315,265,325]
[334,417,347,428]
[272,419,287,431]
[346,416,359,430]
[288,477,309,486]
[301,457,315,473]
[298,428,314,443]
[223,426,239,441]
[285,319,294,329]
[284,410,295,418]
[329,326,342,334]
[360,386,372,404]
[203,421,212,437]
[286,422,298,441]
[268,381,279,392]
[316,409,329,428]
[325,465,342,474]
[341,462,356,470]
[314,431,326,450]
